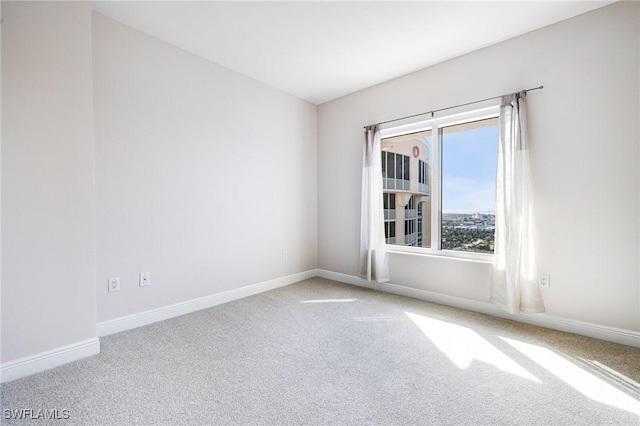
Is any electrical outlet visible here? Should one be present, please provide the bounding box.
[108,277,120,293]
[139,272,150,287]
[282,250,288,261]
[539,274,550,289]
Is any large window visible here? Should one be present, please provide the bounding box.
[381,107,499,259]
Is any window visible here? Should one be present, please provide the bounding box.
[380,106,499,259]
[383,192,396,244]
[418,160,428,185]
[403,196,417,246]
[382,151,410,190]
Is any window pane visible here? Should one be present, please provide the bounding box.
[403,155,410,181]
[405,195,410,210]
[441,117,498,254]
[381,130,432,248]
[381,151,387,178]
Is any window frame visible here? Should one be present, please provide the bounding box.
[379,105,500,262]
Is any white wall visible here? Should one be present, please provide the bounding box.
[0,0,636,370]
[318,1,640,331]
[1,2,97,362]
[92,14,317,322]
[0,1,3,364]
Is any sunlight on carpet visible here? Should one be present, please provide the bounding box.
[502,337,640,416]
[406,311,540,382]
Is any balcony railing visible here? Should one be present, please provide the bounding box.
[384,179,428,195]
[385,237,396,245]
[384,209,396,220]
[383,178,410,191]
[404,232,417,245]
[404,209,417,219]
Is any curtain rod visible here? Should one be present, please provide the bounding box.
[364,85,543,129]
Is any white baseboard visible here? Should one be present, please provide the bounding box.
[0,337,100,384]
[4,268,637,384]
[316,269,640,348]
[97,269,318,337]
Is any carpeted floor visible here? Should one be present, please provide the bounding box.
[2,277,639,425]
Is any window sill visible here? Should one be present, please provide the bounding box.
[385,245,494,264]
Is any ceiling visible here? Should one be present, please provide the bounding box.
[91,1,613,105]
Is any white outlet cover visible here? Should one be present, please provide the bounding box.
[108,277,120,293]
[539,274,550,288]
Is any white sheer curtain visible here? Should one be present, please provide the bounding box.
[359,125,390,283]
[490,92,545,314]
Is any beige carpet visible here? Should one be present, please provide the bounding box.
[2,277,639,425]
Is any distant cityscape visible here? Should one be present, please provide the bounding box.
[441,212,495,253]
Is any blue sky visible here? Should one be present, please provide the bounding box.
[441,124,498,214]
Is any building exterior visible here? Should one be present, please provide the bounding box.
[381,131,431,248]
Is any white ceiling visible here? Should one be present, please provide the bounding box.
[91,1,613,105]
